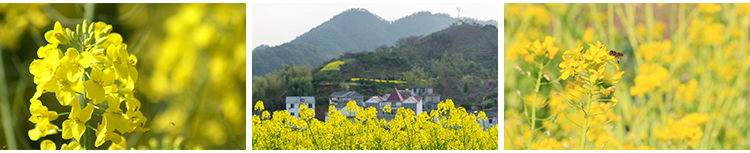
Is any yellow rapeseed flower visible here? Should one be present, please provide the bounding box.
[27,99,59,141]
[61,141,83,150]
[62,102,94,140]
[43,21,70,45]
[40,139,56,150]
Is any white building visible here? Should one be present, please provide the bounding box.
[326,91,364,121]
[406,87,440,114]
[365,88,422,120]
[469,109,498,129]
[286,96,315,118]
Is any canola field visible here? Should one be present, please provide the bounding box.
[505,3,750,150]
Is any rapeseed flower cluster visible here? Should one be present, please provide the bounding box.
[557,41,623,149]
[629,63,668,96]
[653,113,709,149]
[28,20,147,150]
[517,36,559,65]
[252,99,498,150]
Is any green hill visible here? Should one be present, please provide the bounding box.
[252,8,498,77]
[251,42,326,77]
[312,23,498,110]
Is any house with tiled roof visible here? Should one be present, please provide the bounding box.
[365,88,423,120]
[326,91,364,121]
[405,87,440,114]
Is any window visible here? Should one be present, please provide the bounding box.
[290,104,295,108]
[291,112,295,116]
[489,119,493,123]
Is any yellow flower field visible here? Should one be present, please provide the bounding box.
[252,99,498,150]
[505,3,750,150]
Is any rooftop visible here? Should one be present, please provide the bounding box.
[329,91,363,98]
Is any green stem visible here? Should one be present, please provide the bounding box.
[81,4,95,149]
[580,80,595,150]
[646,3,654,43]
[58,112,71,116]
[608,3,615,49]
[0,46,18,150]
[527,61,545,149]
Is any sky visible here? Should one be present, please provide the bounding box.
[251,3,499,49]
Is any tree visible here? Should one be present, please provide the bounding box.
[252,62,315,113]
[403,66,432,87]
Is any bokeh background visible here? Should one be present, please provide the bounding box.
[0,3,246,150]
[505,3,750,150]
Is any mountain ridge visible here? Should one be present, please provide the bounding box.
[252,7,497,77]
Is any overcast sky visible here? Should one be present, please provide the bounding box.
[251,3,498,49]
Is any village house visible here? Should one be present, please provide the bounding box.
[365,88,422,120]
[285,96,315,118]
[326,91,364,121]
[469,109,499,129]
[405,87,440,114]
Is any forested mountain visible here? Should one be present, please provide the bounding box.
[252,44,269,51]
[251,42,326,77]
[308,23,498,115]
[252,8,498,77]
[253,23,498,118]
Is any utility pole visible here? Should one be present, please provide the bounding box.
[456,6,461,20]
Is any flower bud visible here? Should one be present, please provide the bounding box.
[88,22,96,35]
[96,36,108,46]
[65,28,75,41]
[100,25,113,36]
[54,33,69,44]
[92,48,105,55]
[85,37,94,46]
[76,24,81,36]
[82,20,89,34]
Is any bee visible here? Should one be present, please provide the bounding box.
[608,50,624,63]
